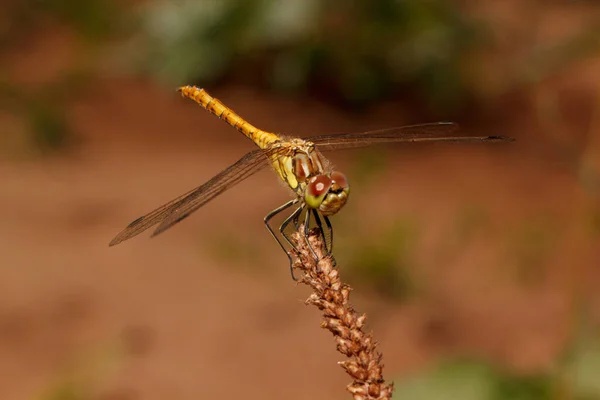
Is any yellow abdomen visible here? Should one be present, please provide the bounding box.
[178,85,279,149]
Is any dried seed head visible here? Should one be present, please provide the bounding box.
[292,227,394,399]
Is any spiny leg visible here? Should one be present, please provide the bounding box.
[284,204,304,248]
[281,205,304,249]
[323,215,334,255]
[311,209,330,253]
[279,204,304,280]
[270,203,328,278]
[312,210,337,267]
[264,198,299,273]
[303,209,320,261]
[293,208,301,230]
[323,214,337,267]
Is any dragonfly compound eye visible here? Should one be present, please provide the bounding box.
[318,171,349,216]
[305,175,332,209]
[330,171,349,193]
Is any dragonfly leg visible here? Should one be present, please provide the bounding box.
[281,205,304,248]
[303,209,320,261]
[292,208,301,230]
[264,199,299,276]
[279,205,304,280]
[323,215,337,267]
[311,209,328,252]
[323,215,334,253]
[311,210,334,254]
[312,210,336,268]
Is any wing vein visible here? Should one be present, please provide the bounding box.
[109,149,271,246]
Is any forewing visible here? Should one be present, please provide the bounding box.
[150,145,288,238]
[308,122,513,151]
[109,148,271,246]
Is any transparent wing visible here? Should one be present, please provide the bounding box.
[109,148,272,246]
[308,122,513,151]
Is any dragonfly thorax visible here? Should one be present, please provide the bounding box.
[271,139,350,216]
[271,139,326,192]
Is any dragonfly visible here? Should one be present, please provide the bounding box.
[109,86,513,278]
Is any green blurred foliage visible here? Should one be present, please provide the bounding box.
[36,343,124,400]
[391,342,600,400]
[41,0,118,41]
[27,101,73,152]
[393,309,600,400]
[42,380,88,400]
[565,339,600,400]
[558,315,600,400]
[392,360,498,400]
[0,0,119,45]
[128,0,482,109]
[0,71,88,154]
[392,359,556,400]
[0,0,122,155]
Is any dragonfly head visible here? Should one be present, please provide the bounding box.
[304,171,349,216]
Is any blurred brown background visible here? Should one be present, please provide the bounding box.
[1,1,599,399]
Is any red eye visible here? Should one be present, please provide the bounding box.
[307,175,332,197]
[305,175,332,209]
[331,171,348,190]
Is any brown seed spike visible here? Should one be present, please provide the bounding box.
[291,226,394,399]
